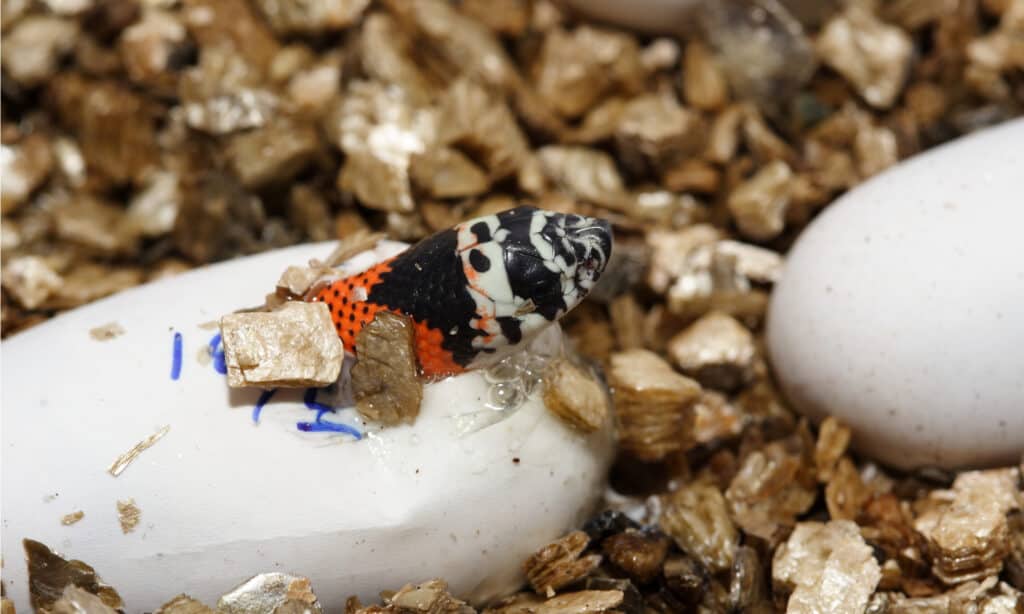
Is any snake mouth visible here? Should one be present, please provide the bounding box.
[566,217,613,291]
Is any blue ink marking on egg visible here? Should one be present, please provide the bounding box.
[298,387,362,439]
[209,333,227,375]
[251,388,278,423]
[170,332,183,380]
[296,418,362,438]
[303,387,334,413]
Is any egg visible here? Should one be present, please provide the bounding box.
[0,241,614,611]
[767,119,1024,471]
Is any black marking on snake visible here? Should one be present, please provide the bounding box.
[470,221,491,243]
[367,228,485,367]
[495,207,569,322]
[496,316,523,344]
[469,249,490,272]
[366,206,612,369]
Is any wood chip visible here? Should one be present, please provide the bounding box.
[608,293,645,351]
[524,531,602,597]
[542,359,608,433]
[815,416,852,482]
[89,322,125,341]
[534,589,623,613]
[667,312,757,391]
[324,229,386,268]
[609,349,701,461]
[220,302,344,388]
[116,499,141,534]
[727,160,793,241]
[816,6,914,109]
[914,468,1022,585]
[218,573,324,614]
[2,255,63,309]
[106,424,170,477]
[773,520,882,613]
[47,585,120,614]
[660,483,739,573]
[351,311,423,426]
[683,40,729,111]
[24,539,124,611]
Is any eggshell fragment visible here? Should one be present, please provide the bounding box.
[767,119,1024,470]
[1,241,614,611]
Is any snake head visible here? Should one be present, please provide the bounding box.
[455,206,613,363]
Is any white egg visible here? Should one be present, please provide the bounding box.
[767,119,1024,471]
[0,241,614,611]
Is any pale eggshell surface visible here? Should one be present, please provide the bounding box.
[1,242,614,611]
[768,119,1024,471]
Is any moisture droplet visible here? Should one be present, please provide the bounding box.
[485,358,521,383]
[487,381,525,411]
[520,354,550,395]
[521,354,551,375]
[521,372,541,396]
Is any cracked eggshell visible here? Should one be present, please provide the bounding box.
[767,119,1024,471]
[1,241,615,611]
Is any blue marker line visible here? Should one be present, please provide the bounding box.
[303,387,334,412]
[298,388,362,439]
[296,420,362,437]
[251,389,278,423]
[209,333,227,375]
[170,332,183,380]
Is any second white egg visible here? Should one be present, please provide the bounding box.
[767,119,1024,471]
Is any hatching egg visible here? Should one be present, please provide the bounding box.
[0,241,614,611]
[767,119,1024,471]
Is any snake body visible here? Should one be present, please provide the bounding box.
[310,206,613,378]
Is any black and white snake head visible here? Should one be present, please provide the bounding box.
[455,206,613,364]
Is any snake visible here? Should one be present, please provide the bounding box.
[310,206,613,378]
